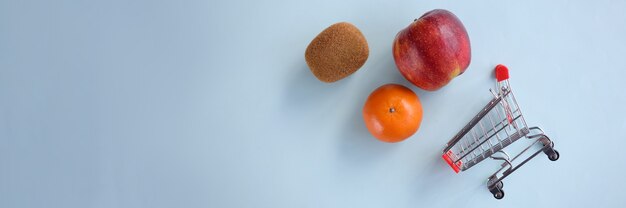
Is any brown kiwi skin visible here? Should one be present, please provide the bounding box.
[305,22,369,83]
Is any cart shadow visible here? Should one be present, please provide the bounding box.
[407,150,488,206]
[408,151,457,199]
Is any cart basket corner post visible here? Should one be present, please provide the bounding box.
[441,64,560,200]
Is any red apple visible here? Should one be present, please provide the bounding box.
[393,9,471,91]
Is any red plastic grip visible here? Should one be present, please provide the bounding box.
[442,151,461,173]
[495,64,509,82]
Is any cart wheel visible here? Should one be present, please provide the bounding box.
[549,150,559,161]
[493,190,505,199]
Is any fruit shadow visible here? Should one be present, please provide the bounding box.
[336,104,397,167]
[335,55,407,166]
[282,61,352,113]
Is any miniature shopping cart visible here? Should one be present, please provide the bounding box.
[442,64,559,199]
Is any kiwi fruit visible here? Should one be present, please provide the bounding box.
[305,22,369,83]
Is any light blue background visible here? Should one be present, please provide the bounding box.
[1,0,625,207]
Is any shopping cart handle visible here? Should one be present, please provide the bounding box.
[495,64,509,82]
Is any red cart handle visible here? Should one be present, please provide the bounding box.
[443,150,461,173]
[495,64,509,82]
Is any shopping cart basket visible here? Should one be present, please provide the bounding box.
[442,64,559,199]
